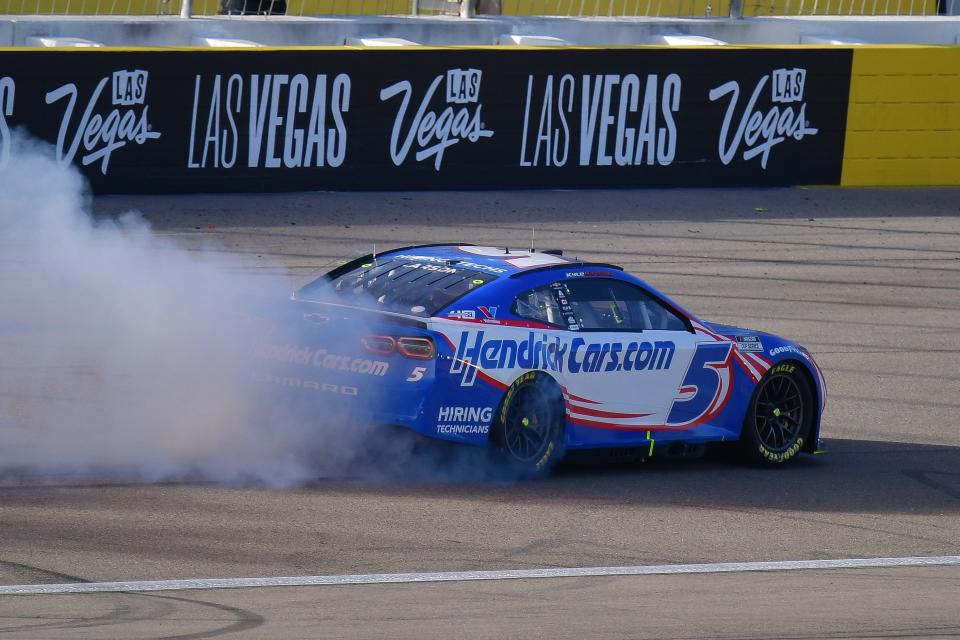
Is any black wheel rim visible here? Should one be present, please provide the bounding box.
[755,374,805,452]
[503,384,557,463]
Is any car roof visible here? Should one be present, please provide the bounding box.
[377,244,621,278]
[307,244,699,325]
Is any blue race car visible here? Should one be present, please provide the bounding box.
[256,244,826,475]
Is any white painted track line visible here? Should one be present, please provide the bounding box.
[3,556,960,596]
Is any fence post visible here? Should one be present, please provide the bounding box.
[180,0,193,17]
[728,0,742,18]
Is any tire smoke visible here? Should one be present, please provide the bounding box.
[0,136,520,487]
[0,136,339,486]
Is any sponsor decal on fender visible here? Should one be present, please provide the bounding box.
[734,335,764,353]
[436,405,493,435]
[769,345,806,358]
[187,73,350,169]
[252,342,389,376]
[252,372,359,396]
[45,69,161,175]
[437,424,489,435]
[710,67,818,169]
[0,76,13,170]
[380,68,494,171]
[438,405,493,422]
[519,73,681,168]
[450,330,675,386]
[451,330,565,386]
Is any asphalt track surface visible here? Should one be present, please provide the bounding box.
[2,188,959,638]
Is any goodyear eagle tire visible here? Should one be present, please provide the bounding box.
[740,362,814,466]
[493,372,566,478]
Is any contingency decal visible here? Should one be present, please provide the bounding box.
[734,335,764,353]
[693,321,771,384]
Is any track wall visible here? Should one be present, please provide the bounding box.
[842,46,960,187]
[0,45,957,192]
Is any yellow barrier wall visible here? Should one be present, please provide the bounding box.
[842,46,960,186]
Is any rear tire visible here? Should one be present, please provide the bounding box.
[492,372,566,477]
[740,362,813,466]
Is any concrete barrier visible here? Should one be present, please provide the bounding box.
[344,36,421,45]
[799,35,869,45]
[24,35,104,47]
[648,34,727,45]
[0,22,13,46]
[497,34,569,45]
[1,42,958,189]
[0,46,853,192]
[191,36,264,46]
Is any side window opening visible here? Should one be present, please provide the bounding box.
[513,278,689,332]
[513,286,565,327]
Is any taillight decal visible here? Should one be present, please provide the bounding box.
[397,337,436,360]
[362,335,397,356]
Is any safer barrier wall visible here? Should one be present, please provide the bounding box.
[1,45,959,194]
[842,46,960,187]
[0,47,852,193]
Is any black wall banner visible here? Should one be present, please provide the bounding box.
[0,48,852,193]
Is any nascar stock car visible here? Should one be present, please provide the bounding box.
[255,244,826,475]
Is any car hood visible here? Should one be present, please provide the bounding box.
[702,321,780,341]
[701,321,807,356]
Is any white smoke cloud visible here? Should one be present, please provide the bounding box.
[0,134,339,486]
[0,134,519,487]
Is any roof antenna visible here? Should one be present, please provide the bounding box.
[530,227,536,253]
[372,243,377,265]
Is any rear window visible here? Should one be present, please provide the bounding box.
[298,257,497,317]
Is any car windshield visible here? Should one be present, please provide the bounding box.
[297,257,497,317]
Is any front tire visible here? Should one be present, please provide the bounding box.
[492,372,566,477]
[740,362,814,466]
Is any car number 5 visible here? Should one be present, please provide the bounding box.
[666,342,733,426]
[407,366,427,382]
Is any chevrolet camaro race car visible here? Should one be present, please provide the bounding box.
[256,244,826,475]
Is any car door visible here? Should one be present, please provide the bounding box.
[514,277,710,430]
